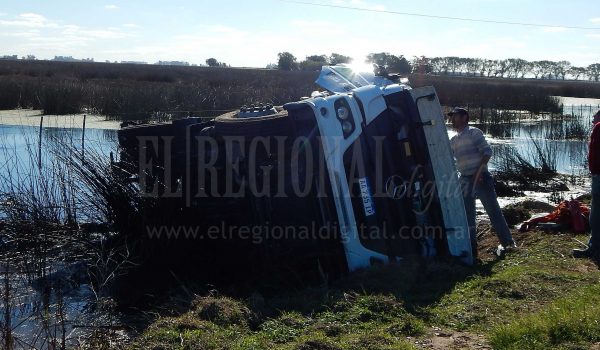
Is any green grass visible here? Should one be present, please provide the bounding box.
[130,232,600,349]
[132,293,421,349]
[428,233,600,332]
[490,284,600,349]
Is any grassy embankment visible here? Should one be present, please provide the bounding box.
[125,223,600,350]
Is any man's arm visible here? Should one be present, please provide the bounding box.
[474,154,491,183]
[472,129,492,183]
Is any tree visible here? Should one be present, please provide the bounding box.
[531,60,551,79]
[520,61,533,78]
[206,58,220,67]
[531,61,546,79]
[569,66,586,80]
[465,58,480,76]
[277,52,298,71]
[411,56,432,74]
[329,53,352,65]
[444,56,462,75]
[430,57,447,74]
[299,54,328,71]
[494,59,509,78]
[542,61,558,79]
[456,57,469,75]
[480,59,496,77]
[588,63,600,81]
[505,58,528,78]
[366,52,412,74]
[552,60,571,80]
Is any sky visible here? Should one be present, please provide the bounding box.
[0,0,599,67]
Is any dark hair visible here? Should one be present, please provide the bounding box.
[449,110,469,122]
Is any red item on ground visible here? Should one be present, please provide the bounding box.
[519,199,590,233]
[569,199,587,232]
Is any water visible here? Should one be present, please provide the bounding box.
[484,121,590,176]
[0,123,120,349]
[0,124,118,217]
[1,262,104,349]
[0,124,117,169]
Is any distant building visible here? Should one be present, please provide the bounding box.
[0,55,18,60]
[53,56,76,62]
[52,56,94,62]
[156,61,190,66]
[121,61,148,65]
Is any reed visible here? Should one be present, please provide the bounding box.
[564,117,590,140]
[0,126,140,347]
[1,60,598,120]
[494,142,557,192]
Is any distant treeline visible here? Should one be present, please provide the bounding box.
[412,56,600,81]
[278,52,600,82]
[0,60,599,120]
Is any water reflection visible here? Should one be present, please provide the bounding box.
[0,126,117,178]
[0,125,120,348]
[1,262,98,349]
[489,140,588,175]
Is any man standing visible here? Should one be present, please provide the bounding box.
[448,107,516,259]
[573,110,600,259]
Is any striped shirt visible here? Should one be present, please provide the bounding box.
[450,126,492,176]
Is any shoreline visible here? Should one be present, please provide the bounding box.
[0,109,121,130]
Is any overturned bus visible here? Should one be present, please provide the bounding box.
[117,65,472,279]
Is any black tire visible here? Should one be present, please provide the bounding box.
[213,107,292,138]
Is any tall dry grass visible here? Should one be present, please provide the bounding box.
[408,73,597,115]
[0,61,319,119]
[2,60,599,120]
[0,125,142,348]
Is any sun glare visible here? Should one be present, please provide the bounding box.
[346,61,374,74]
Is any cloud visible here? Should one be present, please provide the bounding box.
[105,5,119,10]
[586,34,600,39]
[589,17,600,23]
[101,24,282,65]
[0,30,40,38]
[289,20,346,36]
[543,26,568,33]
[106,21,447,67]
[123,23,139,28]
[0,15,135,42]
[491,37,527,49]
[0,13,58,28]
[550,51,600,67]
[0,12,135,59]
[62,24,134,40]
